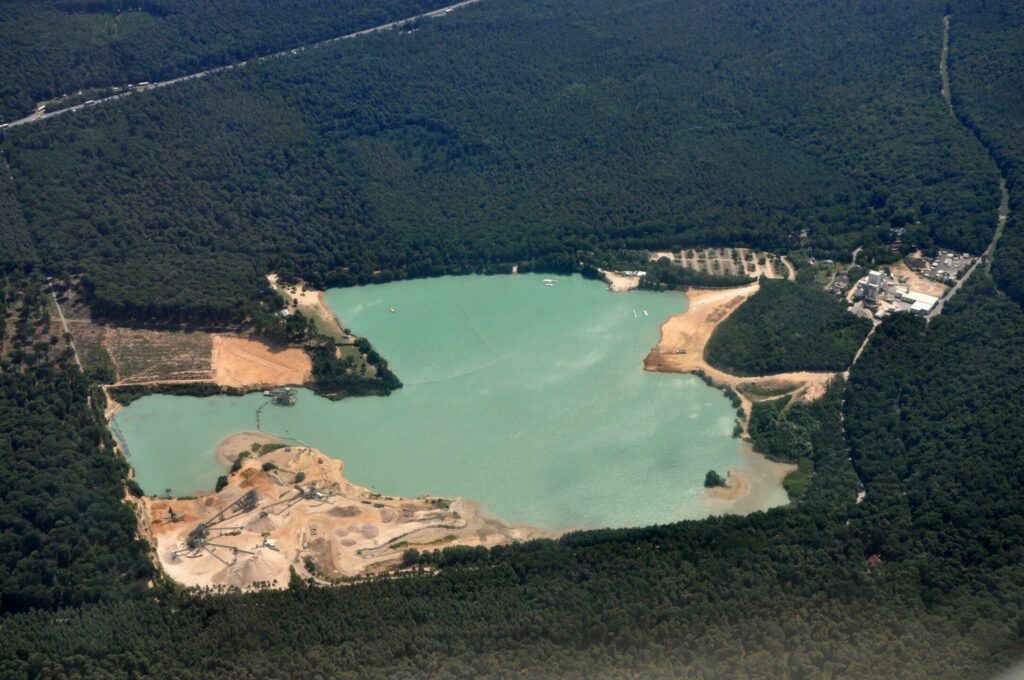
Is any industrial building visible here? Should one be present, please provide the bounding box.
[851,270,939,318]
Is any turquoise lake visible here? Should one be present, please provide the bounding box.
[115,274,779,529]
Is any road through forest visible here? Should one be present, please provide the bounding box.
[2,0,481,130]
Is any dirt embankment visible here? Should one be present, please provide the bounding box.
[145,443,551,591]
[644,283,835,435]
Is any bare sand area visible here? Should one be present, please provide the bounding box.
[211,335,311,388]
[643,283,835,435]
[598,269,641,292]
[145,443,551,590]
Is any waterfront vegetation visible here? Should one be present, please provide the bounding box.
[704,279,872,376]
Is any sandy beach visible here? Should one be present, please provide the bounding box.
[268,273,352,342]
[598,268,641,292]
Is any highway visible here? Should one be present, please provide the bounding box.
[2,0,481,130]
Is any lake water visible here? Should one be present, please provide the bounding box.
[115,274,784,529]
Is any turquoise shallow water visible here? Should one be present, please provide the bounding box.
[116,274,761,529]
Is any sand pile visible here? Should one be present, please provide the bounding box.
[213,553,286,589]
[245,511,284,534]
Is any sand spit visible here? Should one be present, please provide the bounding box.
[145,443,551,590]
[216,431,285,467]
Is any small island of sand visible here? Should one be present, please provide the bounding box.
[142,442,551,591]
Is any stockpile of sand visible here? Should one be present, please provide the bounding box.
[213,553,287,589]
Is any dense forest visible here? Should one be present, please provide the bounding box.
[0,0,454,122]
[704,279,872,376]
[0,277,153,614]
[946,1,1024,306]
[0,0,1001,324]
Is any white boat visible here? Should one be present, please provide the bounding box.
[633,309,638,318]
[389,306,396,313]
[542,278,557,284]
[545,282,555,287]
[643,310,649,316]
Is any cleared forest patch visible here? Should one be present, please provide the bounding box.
[104,327,214,383]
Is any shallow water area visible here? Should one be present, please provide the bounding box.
[115,274,789,529]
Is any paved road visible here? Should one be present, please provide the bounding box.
[2,0,481,130]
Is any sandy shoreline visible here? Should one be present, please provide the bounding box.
[598,268,641,292]
[268,273,351,342]
[644,284,835,435]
